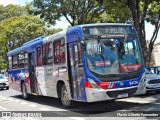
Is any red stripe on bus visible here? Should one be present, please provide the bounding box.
[97,82,110,89]
[84,82,93,88]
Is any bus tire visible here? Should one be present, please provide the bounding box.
[21,82,29,99]
[60,84,72,108]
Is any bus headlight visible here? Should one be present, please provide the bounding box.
[88,78,101,89]
[139,73,146,85]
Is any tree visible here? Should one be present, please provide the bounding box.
[0,15,46,51]
[0,4,63,69]
[0,15,46,69]
[146,1,160,65]
[103,0,132,23]
[103,0,160,66]
[127,0,160,66]
[46,28,63,35]
[33,0,104,26]
[0,4,28,21]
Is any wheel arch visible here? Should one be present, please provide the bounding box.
[56,80,65,98]
[20,80,25,92]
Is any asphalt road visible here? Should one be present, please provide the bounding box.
[0,88,160,120]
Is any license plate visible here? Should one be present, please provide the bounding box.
[118,93,128,98]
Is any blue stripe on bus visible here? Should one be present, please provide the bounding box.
[66,26,83,43]
[7,36,45,55]
[8,68,28,82]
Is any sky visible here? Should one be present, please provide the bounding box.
[0,0,160,42]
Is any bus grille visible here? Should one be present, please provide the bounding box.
[106,87,137,98]
[148,79,160,84]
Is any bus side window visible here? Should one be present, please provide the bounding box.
[18,52,24,68]
[42,42,53,65]
[53,38,65,64]
[24,51,28,68]
[12,54,18,69]
[37,46,42,66]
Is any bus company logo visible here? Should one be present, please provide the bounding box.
[120,82,124,87]
[2,112,11,117]
[129,81,138,86]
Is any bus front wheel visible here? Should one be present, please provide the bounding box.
[60,84,72,108]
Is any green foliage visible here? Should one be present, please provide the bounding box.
[33,0,104,26]
[46,28,63,35]
[0,4,28,21]
[146,1,160,25]
[127,0,160,65]
[0,15,46,69]
[0,43,7,70]
[0,15,46,50]
[103,0,132,23]
[0,4,64,70]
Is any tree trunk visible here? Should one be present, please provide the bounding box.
[128,0,149,66]
[139,32,149,66]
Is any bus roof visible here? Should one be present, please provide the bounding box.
[77,23,133,27]
[66,23,133,35]
[7,36,45,56]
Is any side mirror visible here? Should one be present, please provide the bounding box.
[80,41,86,52]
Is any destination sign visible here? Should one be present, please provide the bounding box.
[83,26,135,35]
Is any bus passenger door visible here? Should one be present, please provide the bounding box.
[28,52,37,93]
[68,42,83,100]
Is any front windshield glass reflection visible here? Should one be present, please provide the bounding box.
[86,37,142,75]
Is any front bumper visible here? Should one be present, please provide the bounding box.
[0,83,9,88]
[146,83,160,91]
[85,82,146,102]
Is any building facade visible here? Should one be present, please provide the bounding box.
[152,43,160,66]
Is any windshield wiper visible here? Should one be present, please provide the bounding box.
[100,53,105,65]
[98,36,106,66]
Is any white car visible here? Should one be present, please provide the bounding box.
[0,74,9,90]
[145,68,160,92]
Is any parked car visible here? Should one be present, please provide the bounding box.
[145,68,160,92]
[0,74,9,90]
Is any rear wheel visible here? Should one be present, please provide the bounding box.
[60,84,72,108]
[21,82,29,99]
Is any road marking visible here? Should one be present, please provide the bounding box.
[118,99,152,104]
[117,97,156,104]
[6,98,14,101]
[29,104,37,107]
[20,102,28,105]
[12,99,20,103]
[22,117,38,120]
[39,107,51,111]
[0,106,8,111]
[70,117,85,120]
[2,97,7,99]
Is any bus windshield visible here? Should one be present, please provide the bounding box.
[86,36,142,75]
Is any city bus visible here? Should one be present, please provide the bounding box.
[7,23,146,107]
